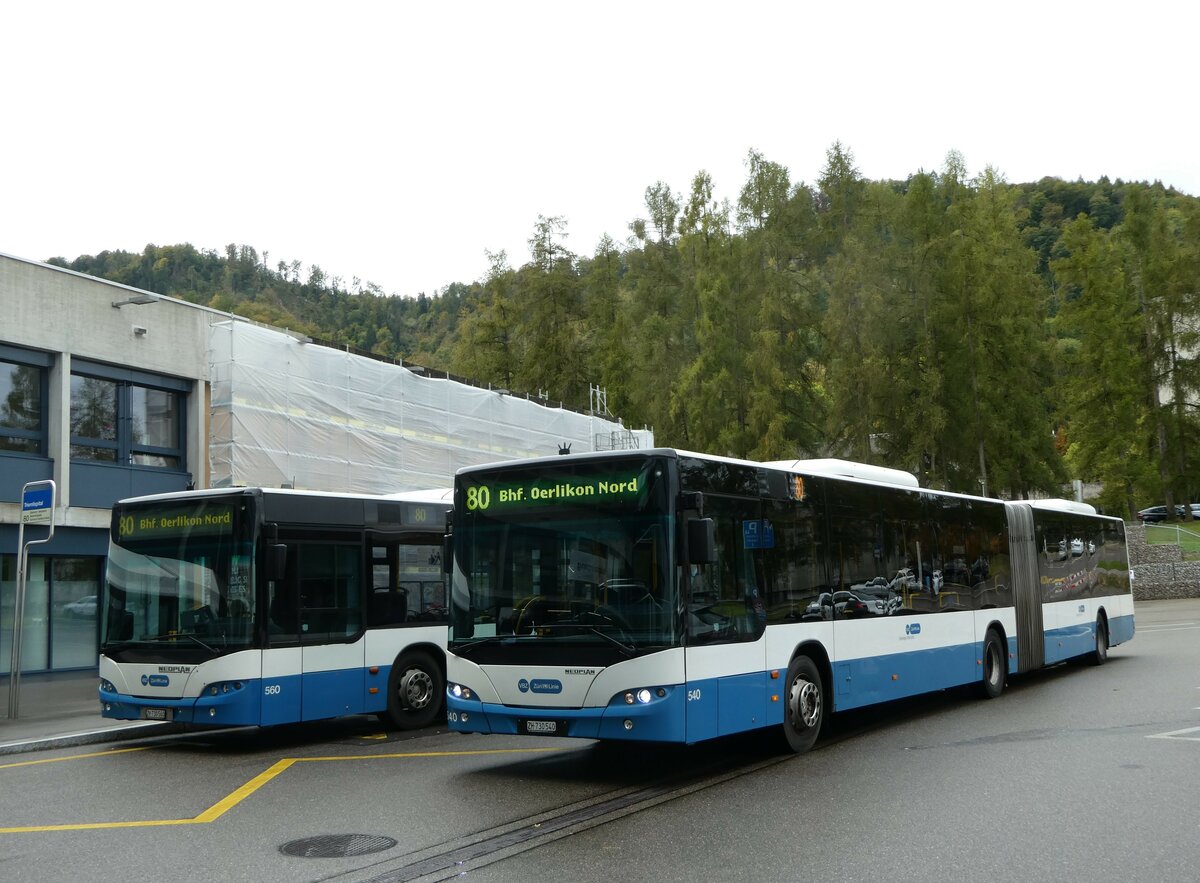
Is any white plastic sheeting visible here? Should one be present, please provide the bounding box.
[208,320,652,493]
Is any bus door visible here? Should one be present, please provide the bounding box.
[263,552,303,725]
[1007,504,1045,672]
[297,542,367,721]
[264,538,367,723]
[684,499,768,742]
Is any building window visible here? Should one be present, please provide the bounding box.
[1,554,103,674]
[70,375,119,461]
[130,385,182,467]
[71,372,183,469]
[0,357,46,455]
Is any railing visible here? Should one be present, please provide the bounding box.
[1145,522,1200,553]
[594,431,641,451]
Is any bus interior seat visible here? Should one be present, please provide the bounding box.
[370,588,408,625]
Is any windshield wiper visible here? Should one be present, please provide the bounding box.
[139,632,219,654]
[535,618,638,657]
[579,626,637,657]
[451,635,516,657]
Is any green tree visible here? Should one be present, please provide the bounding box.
[451,252,520,389]
[1053,215,1156,516]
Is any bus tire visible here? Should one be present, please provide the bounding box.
[380,650,444,730]
[1089,617,1109,666]
[978,628,1006,699]
[781,655,825,754]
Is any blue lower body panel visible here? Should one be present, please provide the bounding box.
[834,642,978,712]
[1046,612,1135,665]
[1109,613,1135,646]
[100,680,262,726]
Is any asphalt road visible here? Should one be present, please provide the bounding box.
[1,599,1197,883]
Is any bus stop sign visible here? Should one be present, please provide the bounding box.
[21,485,54,524]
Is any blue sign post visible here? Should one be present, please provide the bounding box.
[8,480,57,719]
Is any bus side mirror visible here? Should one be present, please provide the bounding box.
[265,543,288,581]
[442,535,453,574]
[687,517,717,565]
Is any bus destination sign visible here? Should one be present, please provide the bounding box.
[118,505,235,540]
[464,475,641,512]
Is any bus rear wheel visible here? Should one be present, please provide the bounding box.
[380,650,444,730]
[978,628,1006,699]
[1089,618,1109,666]
[781,656,825,754]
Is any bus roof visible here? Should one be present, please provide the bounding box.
[1024,498,1099,515]
[117,486,452,506]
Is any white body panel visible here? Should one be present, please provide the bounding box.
[100,649,263,699]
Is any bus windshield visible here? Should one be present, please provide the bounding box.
[450,458,677,657]
[103,497,257,658]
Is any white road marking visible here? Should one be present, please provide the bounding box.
[1147,726,1200,741]
[1136,624,1200,632]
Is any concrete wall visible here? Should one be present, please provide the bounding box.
[1,253,211,528]
[1125,523,1200,600]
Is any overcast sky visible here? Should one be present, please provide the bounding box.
[3,1,1195,298]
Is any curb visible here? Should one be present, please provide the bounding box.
[0,721,189,757]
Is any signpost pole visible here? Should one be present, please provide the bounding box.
[7,480,56,720]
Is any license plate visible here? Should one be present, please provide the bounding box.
[142,707,170,721]
[522,719,560,735]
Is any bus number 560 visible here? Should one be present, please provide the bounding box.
[264,684,281,696]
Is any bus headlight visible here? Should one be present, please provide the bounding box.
[99,679,116,694]
[207,681,244,697]
[449,683,474,700]
[623,688,655,705]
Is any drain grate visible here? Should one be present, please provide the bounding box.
[280,834,398,858]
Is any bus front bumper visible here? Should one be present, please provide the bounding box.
[445,688,686,743]
[99,680,260,726]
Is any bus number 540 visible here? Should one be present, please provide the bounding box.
[687,689,701,701]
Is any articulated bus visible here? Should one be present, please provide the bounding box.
[99,486,452,729]
[444,449,1134,752]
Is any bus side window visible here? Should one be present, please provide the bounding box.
[296,543,363,640]
[368,542,409,626]
[687,497,766,643]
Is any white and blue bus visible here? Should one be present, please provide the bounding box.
[99,486,451,729]
[444,450,1134,752]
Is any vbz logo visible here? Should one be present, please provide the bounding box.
[905,623,922,636]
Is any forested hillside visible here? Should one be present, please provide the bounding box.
[48,144,1200,518]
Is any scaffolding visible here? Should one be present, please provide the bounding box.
[208,321,653,493]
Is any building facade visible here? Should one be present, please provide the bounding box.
[2,254,208,674]
[2,252,650,676]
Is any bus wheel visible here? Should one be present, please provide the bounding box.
[978,629,1006,699]
[782,656,824,754]
[380,651,444,730]
[1089,618,1109,666]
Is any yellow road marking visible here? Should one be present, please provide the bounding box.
[0,746,153,770]
[0,746,563,834]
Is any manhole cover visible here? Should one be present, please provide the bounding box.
[280,834,398,858]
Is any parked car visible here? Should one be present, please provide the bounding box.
[833,590,885,617]
[1138,506,1173,523]
[63,595,97,618]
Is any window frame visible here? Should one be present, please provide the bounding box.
[0,345,51,457]
[69,360,187,470]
